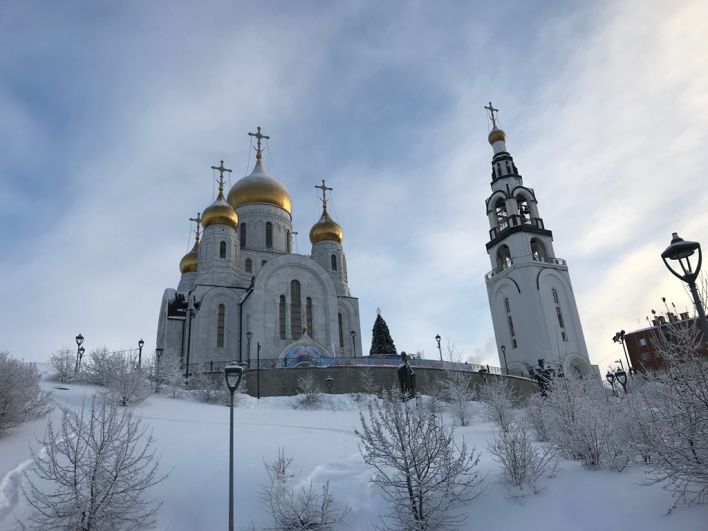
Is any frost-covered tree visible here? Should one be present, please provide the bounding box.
[23,396,165,530]
[84,347,125,386]
[189,372,229,404]
[104,354,151,407]
[357,389,483,530]
[260,448,349,530]
[369,312,397,355]
[160,356,185,398]
[50,349,75,383]
[441,369,474,426]
[0,352,52,436]
[296,374,321,408]
[478,376,517,432]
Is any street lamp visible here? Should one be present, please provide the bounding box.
[435,334,442,361]
[605,370,617,395]
[350,330,356,355]
[661,232,708,342]
[155,348,163,392]
[138,338,144,368]
[223,364,244,531]
[75,333,84,374]
[256,342,261,399]
[612,330,632,377]
[246,331,253,369]
[78,346,85,372]
[614,367,628,394]
[325,376,334,394]
[500,345,509,375]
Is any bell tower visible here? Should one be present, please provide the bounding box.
[482,103,592,377]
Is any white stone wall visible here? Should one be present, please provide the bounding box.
[235,204,293,254]
[196,224,240,286]
[310,240,350,296]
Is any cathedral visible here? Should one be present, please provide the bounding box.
[482,104,594,378]
[155,128,362,373]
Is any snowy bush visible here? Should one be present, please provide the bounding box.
[479,376,517,432]
[357,367,381,398]
[159,356,186,398]
[441,369,475,426]
[23,396,165,529]
[189,372,230,404]
[260,448,350,530]
[49,348,76,383]
[524,393,549,442]
[357,389,483,530]
[83,347,125,386]
[0,352,52,436]
[296,374,321,408]
[488,422,557,497]
[103,354,151,407]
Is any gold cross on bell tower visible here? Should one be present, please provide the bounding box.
[484,101,500,128]
[248,126,270,160]
[189,212,202,242]
[210,160,232,193]
[315,179,333,210]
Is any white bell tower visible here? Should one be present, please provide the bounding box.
[482,103,592,377]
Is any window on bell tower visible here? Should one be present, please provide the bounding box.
[219,241,226,258]
[531,238,547,261]
[517,196,530,223]
[240,223,247,249]
[331,254,337,271]
[496,245,512,270]
[266,222,273,248]
[245,258,252,273]
[494,198,508,230]
[505,297,518,349]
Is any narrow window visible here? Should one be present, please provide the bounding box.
[286,230,291,253]
[279,295,286,339]
[338,313,344,348]
[290,280,301,339]
[266,222,273,248]
[494,198,508,229]
[217,304,225,348]
[556,306,566,329]
[504,298,510,313]
[496,245,512,270]
[245,258,252,273]
[505,161,511,173]
[219,241,226,258]
[306,297,313,336]
[506,297,517,349]
[240,223,247,249]
[552,289,559,304]
[531,239,547,261]
[331,254,338,271]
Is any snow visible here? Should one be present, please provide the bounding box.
[1,382,707,530]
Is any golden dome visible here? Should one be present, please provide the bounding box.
[227,159,292,215]
[309,207,343,244]
[202,190,238,229]
[179,240,199,274]
[488,127,507,145]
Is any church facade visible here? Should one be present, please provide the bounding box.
[482,107,593,377]
[156,129,362,373]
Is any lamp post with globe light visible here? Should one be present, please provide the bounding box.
[138,338,144,368]
[224,364,244,531]
[75,333,84,374]
[435,334,442,361]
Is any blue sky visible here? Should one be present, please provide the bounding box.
[2,0,707,372]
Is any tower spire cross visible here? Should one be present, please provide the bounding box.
[484,101,500,128]
[315,179,333,209]
[210,160,232,193]
[248,126,270,160]
[189,212,202,242]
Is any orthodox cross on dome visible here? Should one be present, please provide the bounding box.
[248,126,270,160]
[484,101,500,128]
[210,160,232,193]
[189,212,202,242]
[315,179,333,210]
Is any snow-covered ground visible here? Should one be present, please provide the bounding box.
[1,381,707,531]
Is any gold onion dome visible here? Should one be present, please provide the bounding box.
[309,206,343,244]
[179,240,199,274]
[202,189,238,229]
[488,126,507,145]
[227,159,292,215]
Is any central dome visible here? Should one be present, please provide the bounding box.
[227,159,292,215]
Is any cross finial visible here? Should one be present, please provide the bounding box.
[248,126,270,160]
[315,179,333,210]
[210,160,232,194]
[484,101,499,128]
[189,212,202,242]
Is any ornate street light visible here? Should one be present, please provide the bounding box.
[78,346,85,372]
[256,342,261,399]
[350,330,356,355]
[661,233,708,342]
[138,338,145,368]
[224,364,244,531]
[614,367,628,394]
[605,370,616,395]
[74,333,84,374]
[612,330,633,377]
[435,334,442,361]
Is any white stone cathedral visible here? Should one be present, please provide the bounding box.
[483,106,593,377]
[156,128,362,373]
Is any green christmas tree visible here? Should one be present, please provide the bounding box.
[369,310,397,355]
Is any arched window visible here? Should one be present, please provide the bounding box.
[217,304,225,348]
[245,258,252,273]
[496,245,512,270]
[279,295,286,339]
[331,254,337,271]
[338,313,344,348]
[290,280,301,339]
[494,198,508,229]
[306,297,313,336]
[266,222,273,248]
[504,298,511,313]
[553,289,568,341]
[531,239,547,261]
[240,223,247,249]
[286,230,291,253]
[219,241,226,258]
[516,195,530,223]
[552,289,559,304]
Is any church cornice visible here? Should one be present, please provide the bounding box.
[486,224,553,250]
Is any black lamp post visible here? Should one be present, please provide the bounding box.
[256,342,261,399]
[435,334,442,361]
[501,345,509,375]
[224,364,244,531]
[138,338,144,368]
[78,346,85,372]
[350,330,356,355]
[246,331,253,369]
[75,333,84,374]
[605,370,617,395]
[614,367,628,394]
[155,348,163,392]
[325,376,334,394]
[661,232,708,343]
[612,330,632,377]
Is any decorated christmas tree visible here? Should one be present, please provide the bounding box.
[369,309,397,355]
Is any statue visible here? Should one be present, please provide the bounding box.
[397,351,416,401]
